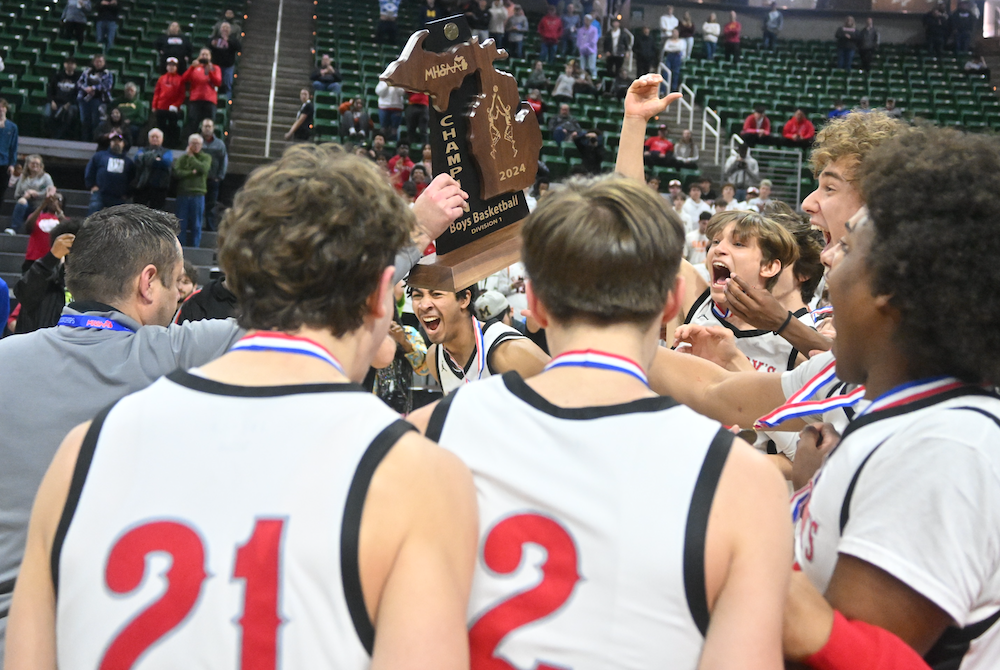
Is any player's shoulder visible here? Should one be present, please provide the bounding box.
[371,429,475,507]
[879,394,1000,465]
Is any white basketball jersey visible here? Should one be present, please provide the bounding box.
[428,372,733,670]
[685,289,813,374]
[53,370,413,670]
[436,320,525,393]
[795,387,1000,670]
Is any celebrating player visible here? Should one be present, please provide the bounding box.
[6,145,478,670]
[410,283,549,392]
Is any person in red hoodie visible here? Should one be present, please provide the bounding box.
[537,5,562,63]
[740,105,771,147]
[181,47,222,135]
[782,107,816,148]
[152,57,185,148]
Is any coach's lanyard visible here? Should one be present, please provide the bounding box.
[544,349,649,387]
[230,333,346,376]
[57,314,136,333]
[444,319,486,384]
[755,358,866,429]
[855,376,965,418]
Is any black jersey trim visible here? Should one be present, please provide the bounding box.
[424,392,459,442]
[683,428,734,637]
[166,369,366,397]
[501,371,680,419]
[485,332,525,375]
[683,288,773,339]
[51,402,115,597]
[0,576,15,619]
[925,608,1000,670]
[341,419,416,656]
[838,438,889,534]
[683,288,711,325]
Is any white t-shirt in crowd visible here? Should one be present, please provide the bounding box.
[660,14,679,33]
[681,197,713,232]
[702,22,721,42]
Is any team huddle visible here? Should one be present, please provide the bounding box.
[2,73,1000,670]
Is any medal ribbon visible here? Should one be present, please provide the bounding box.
[755,359,866,429]
[711,301,731,321]
[544,349,649,386]
[230,332,346,376]
[58,314,136,333]
[855,376,965,418]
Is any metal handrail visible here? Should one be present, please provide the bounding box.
[676,82,695,131]
[701,106,722,165]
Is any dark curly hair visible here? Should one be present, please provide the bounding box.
[860,127,1000,385]
[218,143,413,335]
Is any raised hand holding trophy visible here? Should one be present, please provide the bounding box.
[381,16,542,291]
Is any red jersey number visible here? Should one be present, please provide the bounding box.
[469,513,581,670]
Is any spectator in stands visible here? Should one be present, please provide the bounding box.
[685,210,711,267]
[182,48,222,136]
[525,60,550,90]
[538,6,563,63]
[828,97,849,118]
[681,183,712,232]
[858,17,880,71]
[488,0,508,47]
[506,5,528,59]
[85,132,134,215]
[375,80,404,140]
[0,100,16,211]
[20,192,68,271]
[835,16,857,71]
[114,82,149,147]
[404,92,429,145]
[678,12,695,60]
[419,0,439,26]
[199,118,227,232]
[633,26,658,75]
[466,0,491,43]
[696,174,717,201]
[924,4,949,55]
[747,178,773,212]
[952,1,975,53]
[212,9,242,38]
[576,15,599,77]
[388,143,414,187]
[9,155,56,234]
[408,164,429,198]
[558,4,580,56]
[674,128,699,168]
[740,105,771,146]
[659,5,678,35]
[643,124,674,166]
[551,62,576,101]
[571,59,598,97]
[417,143,433,174]
[60,0,90,44]
[548,103,583,143]
[782,108,815,147]
[208,22,240,98]
[377,0,400,45]
[573,130,605,175]
[666,177,683,201]
[661,29,684,92]
[718,183,741,211]
[155,22,192,73]
[176,261,197,306]
[882,97,903,119]
[173,133,211,247]
[284,88,314,142]
[133,128,173,210]
[723,11,741,63]
[762,1,783,50]
[46,56,79,140]
[701,13,720,61]
[94,0,119,51]
[526,88,545,120]
[602,18,633,78]
[13,217,78,333]
[858,95,872,112]
[606,65,632,99]
[310,54,342,94]
[723,142,759,200]
[152,57,185,148]
[95,106,132,150]
[175,274,237,323]
[740,184,758,208]
[77,54,114,142]
[965,53,989,76]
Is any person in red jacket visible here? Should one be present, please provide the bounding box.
[643,123,675,167]
[782,108,815,148]
[538,6,562,63]
[152,57,186,148]
[181,47,222,135]
[740,105,771,147]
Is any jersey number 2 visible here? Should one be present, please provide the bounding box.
[100,519,284,670]
[469,513,580,670]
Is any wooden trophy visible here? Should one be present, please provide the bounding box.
[381,16,542,291]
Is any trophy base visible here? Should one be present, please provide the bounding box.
[405,221,523,292]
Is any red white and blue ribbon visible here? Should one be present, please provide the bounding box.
[544,349,649,386]
[754,358,866,429]
[230,332,346,376]
[711,301,731,321]
[812,305,834,318]
[444,318,486,384]
[855,376,965,418]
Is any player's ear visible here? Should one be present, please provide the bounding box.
[525,280,550,329]
[367,266,397,320]
[662,273,685,324]
[760,258,782,280]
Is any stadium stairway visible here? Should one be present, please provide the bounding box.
[227,0,316,173]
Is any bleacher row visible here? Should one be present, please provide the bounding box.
[0,0,244,137]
